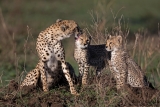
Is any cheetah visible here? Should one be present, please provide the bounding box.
[106,35,148,90]
[74,32,108,85]
[20,19,80,95]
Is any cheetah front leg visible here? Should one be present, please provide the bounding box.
[78,64,84,77]
[54,42,79,95]
[77,63,88,85]
[115,75,124,90]
[82,63,89,85]
[39,62,49,91]
[115,70,127,90]
[61,59,79,95]
[34,60,49,92]
[61,60,79,95]
[109,63,125,90]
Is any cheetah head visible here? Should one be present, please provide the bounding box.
[52,19,80,40]
[106,35,122,51]
[75,32,90,49]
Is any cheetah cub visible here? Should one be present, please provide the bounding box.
[74,32,90,85]
[74,32,108,85]
[106,35,148,90]
[20,19,80,95]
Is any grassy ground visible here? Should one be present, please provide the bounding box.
[0,71,159,106]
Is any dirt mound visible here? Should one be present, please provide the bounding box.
[0,80,66,106]
[116,85,159,106]
[87,74,159,106]
[0,74,159,106]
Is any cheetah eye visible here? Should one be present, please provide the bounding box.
[61,26,66,32]
[86,40,89,43]
[109,42,112,45]
[61,25,69,32]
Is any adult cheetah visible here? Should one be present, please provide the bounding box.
[20,19,80,95]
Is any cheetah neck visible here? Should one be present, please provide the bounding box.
[74,41,88,58]
[74,47,87,63]
[75,42,81,50]
[75,40,88,50]
[112,49,120,55]
[75,43,87,52]
[111,48,124,58]
[41,30,71,41]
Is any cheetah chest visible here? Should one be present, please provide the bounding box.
[110,53,120,73]
[74,49,87,63]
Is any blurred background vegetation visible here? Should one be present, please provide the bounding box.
[0,0,160,86]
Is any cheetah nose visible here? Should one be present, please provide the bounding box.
[106,46,108,48]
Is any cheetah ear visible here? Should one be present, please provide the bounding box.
[87,36,91,44]
[89,36,92,41]
[117,35,122,44]
[56,19,62,23]
[107,35,111,39]
[60,25,69,32]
